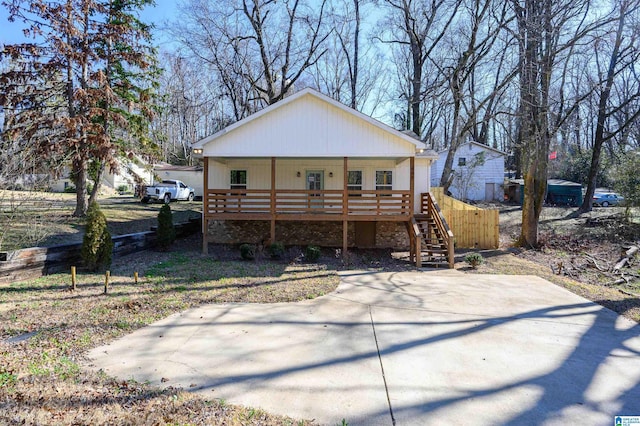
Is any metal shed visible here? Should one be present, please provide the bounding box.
[506,178,583,207]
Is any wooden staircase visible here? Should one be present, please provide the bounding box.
[406,193,455,268]
[414,214,450,266]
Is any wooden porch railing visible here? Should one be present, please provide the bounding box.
[206,189,411,218]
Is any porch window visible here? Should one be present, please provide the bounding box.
[376,170,393,191]
[347,170,362,196]
[230,170,247,189]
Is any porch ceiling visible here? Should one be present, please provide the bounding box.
[209,155,413,163]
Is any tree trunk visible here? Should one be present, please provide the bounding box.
[350,0,360,109]
[440,96,462,194]
[88,161,105,206]
[577,3,627,214]
[73,158,88,217]
[514,0,552,248]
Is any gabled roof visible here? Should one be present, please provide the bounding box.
[437,140,507,156]
[194,88,435,158]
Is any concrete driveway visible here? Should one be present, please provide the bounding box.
[86,270,640,425]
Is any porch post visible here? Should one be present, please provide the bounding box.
[342,156,348,257]
[270,157,276,243]
[409,156,415,217]
[202,157,209,255]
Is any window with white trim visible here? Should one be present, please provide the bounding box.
[230,170,247,189]
[375,170,393,191]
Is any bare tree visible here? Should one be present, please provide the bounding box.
[380,0,462,137]
[152,52,229,165]
[436,0,514,192]
[577,0,640,213]
[310,0,388,113]
[173,0,330,113]
[510,0,608,247]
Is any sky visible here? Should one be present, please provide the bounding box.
[0,1,178,46]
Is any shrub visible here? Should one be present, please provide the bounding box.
[81,201,113,271]
[268,242,285,259]
[305,245,321,262]
[156,204,175,251]
[464,252,484,269]
[117,184,129,194]
[240,243,256,260]
[63,185,76,193]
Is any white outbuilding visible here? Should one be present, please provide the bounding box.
[431,141,506,201]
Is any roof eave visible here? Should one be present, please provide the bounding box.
[193,88,428,152]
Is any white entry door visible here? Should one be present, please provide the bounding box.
[306,170,324,208]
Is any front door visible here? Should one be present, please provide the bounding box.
[306,170,324,209]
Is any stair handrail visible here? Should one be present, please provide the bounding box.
[426,193,455,268]
[409,216,422,267]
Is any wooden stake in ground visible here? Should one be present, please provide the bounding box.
[134,271,138,284]
[104,271,110,294]
[71,266,77,290]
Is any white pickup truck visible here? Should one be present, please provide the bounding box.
[141,179,195,204]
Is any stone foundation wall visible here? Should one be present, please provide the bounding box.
[208,220,271,244]
[207,220,409,249]
[375,222,410,249]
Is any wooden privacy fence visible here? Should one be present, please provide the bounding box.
[426,188,499,249]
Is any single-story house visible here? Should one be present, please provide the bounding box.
[49,155,152,193]
[431,141,506,201]
[192,88,454,266]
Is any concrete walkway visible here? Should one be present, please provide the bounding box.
[86,271,640,425]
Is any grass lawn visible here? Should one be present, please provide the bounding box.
[0,245,339,425]
[0,190,201,252]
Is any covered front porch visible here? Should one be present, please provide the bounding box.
[202,155,420,248]
[201,156,453,267]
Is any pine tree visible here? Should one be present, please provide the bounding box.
[156,204,175,251]
[0,0,159,217]
[81,201,113,271]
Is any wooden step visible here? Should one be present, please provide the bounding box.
[412,212,452,268]
[421,249,448,255]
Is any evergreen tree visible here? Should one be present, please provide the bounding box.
[81,201,113,271]
[156,204,175,251]
[0,0,159,217]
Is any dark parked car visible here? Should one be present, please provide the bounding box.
[592,192,624,207]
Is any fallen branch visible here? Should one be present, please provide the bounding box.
[584,254,609,272]
[613,245,638,271]
[605,277,628,287]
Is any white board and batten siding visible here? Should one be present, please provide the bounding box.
[199,90,424,158]
[431,141,506,201]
